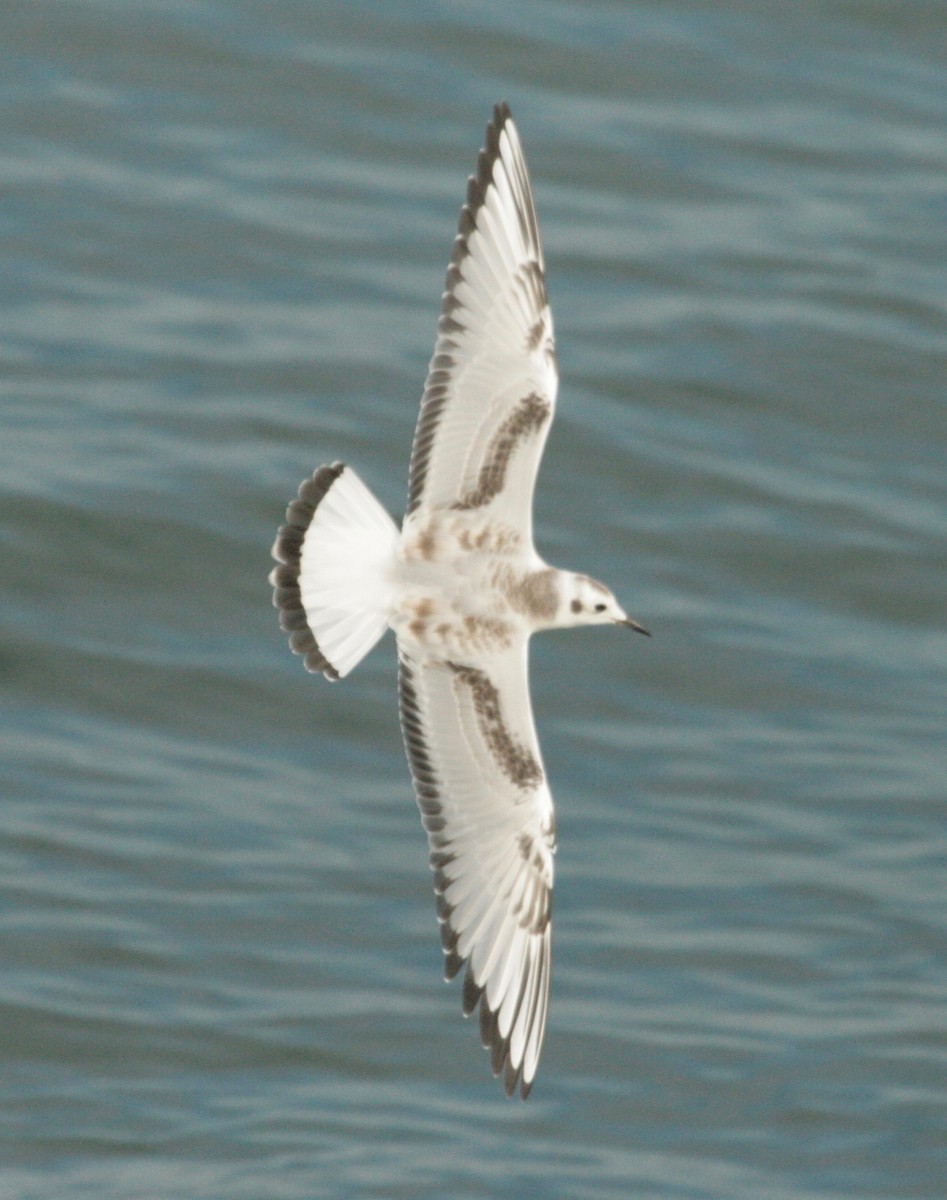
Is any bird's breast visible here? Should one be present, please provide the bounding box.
[393,509,558,656]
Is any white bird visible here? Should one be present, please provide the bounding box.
[270,102,649,1098]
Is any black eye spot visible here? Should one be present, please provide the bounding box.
[570,599,582,613]
[594,603,606,613]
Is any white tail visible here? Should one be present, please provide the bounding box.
[270,463,400,679]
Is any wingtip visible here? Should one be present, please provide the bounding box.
[462,966,484,1017]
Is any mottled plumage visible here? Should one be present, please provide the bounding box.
[271,103,648,1098]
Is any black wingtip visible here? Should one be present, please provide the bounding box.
[462,965,484,1017]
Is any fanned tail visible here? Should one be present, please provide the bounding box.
[270,463,399,679]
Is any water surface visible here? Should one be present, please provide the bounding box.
[3,2,946,1197]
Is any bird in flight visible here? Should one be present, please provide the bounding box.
[270,102,648,1098]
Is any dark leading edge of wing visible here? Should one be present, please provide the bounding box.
[398,653,553,1099]
[407,101,550,517]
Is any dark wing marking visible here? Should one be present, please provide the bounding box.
[398,644,555,1098]
[445,662,544,788]
[451,392,551,511]
[406,102,558,541]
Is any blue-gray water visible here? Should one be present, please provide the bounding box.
[3,3,946,1197]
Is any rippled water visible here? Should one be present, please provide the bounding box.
[3,2,946,1197]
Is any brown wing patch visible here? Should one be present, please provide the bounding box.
[407,102,555,519]
[407,104,514,516]
[447,662,543,789]
[452,392,551,511]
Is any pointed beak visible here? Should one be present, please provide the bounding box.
[621,616,651,637]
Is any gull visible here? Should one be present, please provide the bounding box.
[270,102,649,1099]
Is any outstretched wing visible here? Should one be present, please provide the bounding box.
[407,102,558,543]
[398,641,556,1098]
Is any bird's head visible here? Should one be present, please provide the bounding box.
[559,573,650,635]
